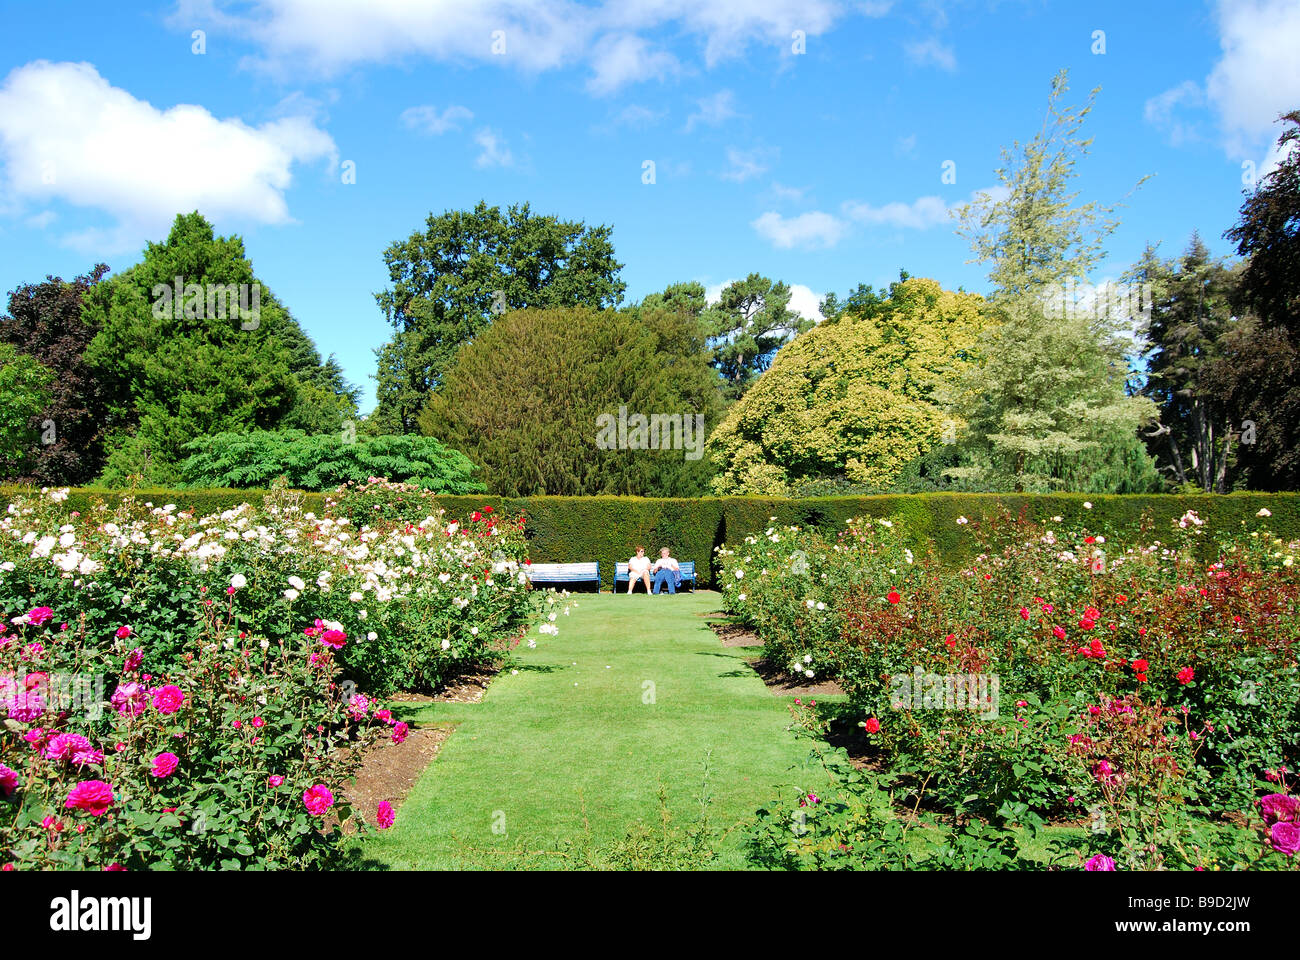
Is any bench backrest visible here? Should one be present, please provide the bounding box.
[526,562,599,580]
[615,561,696,578]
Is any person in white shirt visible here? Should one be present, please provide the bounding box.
[627,546,652,594]
[651,547,680,595]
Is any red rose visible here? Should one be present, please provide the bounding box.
[862,717,881,734]
[886,591,901,605]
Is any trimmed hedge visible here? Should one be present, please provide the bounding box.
[0,486,328,517]
[4,486,1298,587]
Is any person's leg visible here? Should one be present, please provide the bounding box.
[665,573,676,595]
[652,570,663,594]
[639,571,652,594]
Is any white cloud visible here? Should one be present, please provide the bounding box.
[587,33,679,95]
[771,181,806,201]
[841,186,1003,231]
[751,210,848,249]
[401,104,474,135]
[685,89,739,132]
[787,283,825,322]
[1206,0,1300,153]
[904,38,956,72]
[1143,80,1203,146]
[174,0,856,93]
[473,127,515,168]
[842,194,951,229]
[720,146,774,182]
[0,60,336,253]
[614,104,666,128]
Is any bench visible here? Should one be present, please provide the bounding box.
[615,561,696,593]
[525,562,600,591]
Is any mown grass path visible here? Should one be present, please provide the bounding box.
[358,590,831,869]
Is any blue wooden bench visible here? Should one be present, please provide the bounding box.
[615,561,696,593]
[525,561,600,591]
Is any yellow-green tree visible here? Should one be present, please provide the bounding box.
[707,276,991,495]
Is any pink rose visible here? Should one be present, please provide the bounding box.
[303,784,333,816]
[6,692,45,723]
[150,752,179,778]
[123,648,144,672]
[376,801,395,830]
[151,684,185,715]
[1084,854,1117,871]
[1258,793,1300,826]
[115,626,132,640]
[26,607,54,627]
[110,682,147,717]
[43,733,93,763]
[320,629,347,650]
[268,775,284,788]
[0,764,17,796]
[251,716,264,728]
[392,722,409,744]
[65,780,115,816]
[1271,822,1300,857]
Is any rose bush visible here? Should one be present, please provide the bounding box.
[1,596,397,870]
[721,507,1300,868]
[0,484,550,695]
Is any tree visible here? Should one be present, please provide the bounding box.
[82,212,358,485]
[0,343,54,477]
[702,273,811,400]
[948,70,1157,492]
[419,305,723,496]
[0,265,114,484]
[1131,237,1243,492]
[640,281,708,321]
[178,430,483,493]
[1227,110,1300,336]
[374,202,626,433]
[707,276,991,495]
[1222,109,1300,490]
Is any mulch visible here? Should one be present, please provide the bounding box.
[344,724,454,828]
[342,664,500,827]
[706,621,847,697]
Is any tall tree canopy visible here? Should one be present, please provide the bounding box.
[374,201,626,433]
[419,305,722,496]
[1227,110,1300,336]
[1131,236,1244,492]
[948,70,1158,492]
[0,343,54,478]
[701,273,811,400]
[0,265,114,484]
[82,212,358,485]
[707,276,991,495]
[1219,110,1300,490]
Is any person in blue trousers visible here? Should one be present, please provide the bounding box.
[651,547,680,594]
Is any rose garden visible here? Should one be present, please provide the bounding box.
[1,481,1297,871]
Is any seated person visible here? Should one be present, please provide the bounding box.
[627,546,652,594]
[651,547,681,595]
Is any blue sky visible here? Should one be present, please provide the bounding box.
[1,0,1297,413]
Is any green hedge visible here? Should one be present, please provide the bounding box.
[5,486,1298,588]
[0,486,329,518]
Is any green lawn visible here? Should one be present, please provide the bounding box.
[356,589,828,869]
